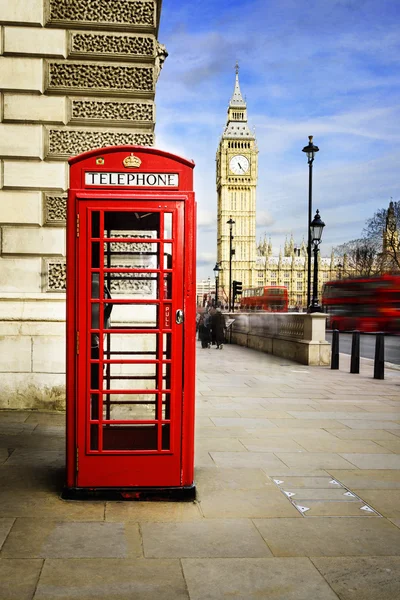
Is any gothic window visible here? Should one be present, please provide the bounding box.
[297,282,303,291]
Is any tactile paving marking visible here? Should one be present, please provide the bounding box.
[271,476,381,517]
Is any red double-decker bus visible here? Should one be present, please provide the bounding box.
[240,286,288,312]
[322,274,400,332]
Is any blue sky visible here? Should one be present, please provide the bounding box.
[156,0,400,279]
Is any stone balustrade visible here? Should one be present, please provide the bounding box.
[228,312,330,366]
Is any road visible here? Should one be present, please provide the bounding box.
[326,332,400,365]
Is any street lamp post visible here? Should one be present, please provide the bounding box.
[302,135,319,308]
[309,210,325,313]
[227,217,235,311]
[213,262,221,307]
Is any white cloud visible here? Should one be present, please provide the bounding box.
[157,0,400,279]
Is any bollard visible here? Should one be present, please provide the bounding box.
[331,329,339,369]
[350,331,360,374]
[374,333,385,380]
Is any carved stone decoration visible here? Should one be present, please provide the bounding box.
[44,194,67,225]
[155,41,168,81]
[47,62,154,95]
[105,231,157,296]
[70,32,155,59]
[108,262,153,295]
[44,258,67,292]
[47,129,154,159]
[70,99,154,126]
[47,0,155,29]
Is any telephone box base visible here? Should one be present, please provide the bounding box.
[61,484,196,502]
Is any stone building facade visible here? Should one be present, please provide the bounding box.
[0,0,164,408]
[256,234,339,309]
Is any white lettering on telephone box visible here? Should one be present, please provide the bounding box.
[85,172,179,187]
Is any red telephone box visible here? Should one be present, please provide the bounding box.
[64,145,196,500]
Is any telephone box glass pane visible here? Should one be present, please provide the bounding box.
[88,208,173,454]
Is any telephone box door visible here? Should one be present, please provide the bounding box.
[76,199,184,488]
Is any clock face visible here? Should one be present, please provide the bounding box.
[229,155,249,175]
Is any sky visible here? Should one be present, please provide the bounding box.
[155,0,400,280]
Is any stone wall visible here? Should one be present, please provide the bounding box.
[229,312,331,366]
[0,0,164,409]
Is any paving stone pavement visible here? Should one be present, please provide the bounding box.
[1,342,400,599]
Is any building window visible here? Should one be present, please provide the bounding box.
[297,282,303,291]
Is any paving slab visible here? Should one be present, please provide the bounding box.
[1,519,142,558]
[269,418,349,428]
[105,501,202,522]
[0,519,14,550]
[198,488,302,518]
[0,412,30,422]
[4,449,64,468]
[274,452,356,470]
[34,558,189,600]
[390,518,400,528]
[141,520,272,558]
[311,556,400,600]
[0,433,64,450]
[195,426,249,438]
[328,469,400,489]
[253,517,400,556]
[0,466,64,492]
[239,438,305,452]
[271,476,344,489]
[339,453,400,469]
[24,412,65,425]
[194,467,273,493]
[352,489,400,519]
[209,451,289,470]
[282,488,361,501]
[292,499,379,517]
[0,423,37,434]
[0,448,11,464]
[288,411,400,421]
[195,438,245,452]
[325,429,400,441]
[182,558,339,600]
[0,558,43,600]
[293,439,391,453]
[337,420,400,429]
[210,417,278,428]
[0,491,105,520]
[375,439,400,453]
[244,428,338,439]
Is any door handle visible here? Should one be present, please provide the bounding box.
[176,309,184,325]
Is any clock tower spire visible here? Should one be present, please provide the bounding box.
[216,65,258,303]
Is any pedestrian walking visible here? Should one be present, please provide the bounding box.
[199,310,211,348]
[211,307,225,349]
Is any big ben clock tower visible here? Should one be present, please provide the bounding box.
[216,64,258,300]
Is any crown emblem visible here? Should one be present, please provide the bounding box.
[123,153,141,168]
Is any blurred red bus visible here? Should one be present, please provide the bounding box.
[322,274,400,332]
[240,286,288,312]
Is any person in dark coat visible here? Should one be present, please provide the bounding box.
[199,312,211,348]
[211,307,225,349]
